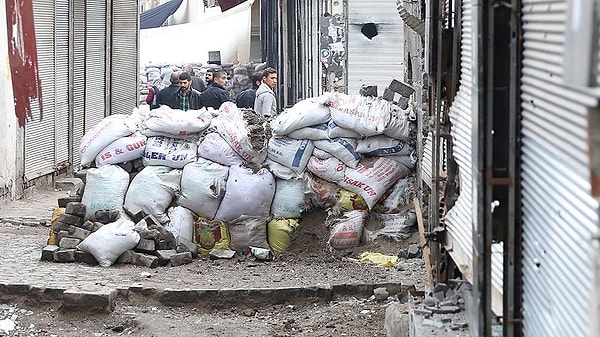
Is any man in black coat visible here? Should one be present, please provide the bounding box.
[156,72,180,109]
[200,70,231,110]
[235,71,262,109]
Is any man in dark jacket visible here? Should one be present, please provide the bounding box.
[200,70,230,110]
[182,64,206,92]
[174,72,203,111]
[156,72,180,109]
[235,72,262,109]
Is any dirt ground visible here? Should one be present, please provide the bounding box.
[0,191,425,336]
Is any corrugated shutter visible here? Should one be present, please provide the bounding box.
[520,0,600,336]
[346,0,404,95]
[444,0,474,277]
[54,0,69,164]
[85,0,107,128]
[72,0,86,168]
[26,0,56,180]
[111,0,139,115]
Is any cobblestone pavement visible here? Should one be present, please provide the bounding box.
[0,189,427,301]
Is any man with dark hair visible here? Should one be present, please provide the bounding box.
[156,71,180,109]
[235,71,262,109]
[174,72,203,111]
[182,64,205,92]
[200,69,231,110]
[254,67,278,116]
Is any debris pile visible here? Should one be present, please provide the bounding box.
[41,79,420,268]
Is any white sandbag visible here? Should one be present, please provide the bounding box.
[270,96,331,135]
[356,135,412,156]
[95,131,147,167]
[79,114,134,166]
[338,156,407,209]
[228,215,270,253]
[271,178,308,219]
[312,148,333,159]
[287,124,330,140]
[197,132,245,166]
[166,206,197,253]
[81,165,130,220]
[77,217,140,267]
[124,166,182,224]
[328,92,392,137]
[327,120,361,139]
[328,210,367,250]
[265,159,302,180]
[212,112,268,165]
[177,158,229,219]
[383,105,412,141]
[386,152,417,170]
[125,105,151,132]
[313,138,361,169]
[214,165,276,222]
[142,105,213,138]
[267,137,314,174]
[306,156,346,182]
[143,136,198,168]
[366,210,416,242]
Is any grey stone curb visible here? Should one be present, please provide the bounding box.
[0,281,407,312]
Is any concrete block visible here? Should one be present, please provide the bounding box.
[137,229,160,241]
[209,249,236,260]
[142,214,161,228]
[79,220,95,231]
[74,169,88,184]
[53,249,76,262]
[54,177,84,192]
[359,83,378,97]
[407,244,421,258]
[382,88,395,102]
[59,237,80,249]
[156,249,178,266]
[94,210,120,224]
[41,245,60,261]
[388,79,415,97]
[67,227,90,241]
[422,319,444,329]
[62,288,116,313]
[170,252,193,267]
[58,213,84,226]
[52,221,71,233]
[373,287,389,302]
[117,250,135,264]
[118,161,134,173]
[157,239,176,250]
[65,202,87,218]
[123,205,145,224]
[91,222,104,232]
[58,196,82,208]
[75,250,98,265]
[132,252,159,268]
[135,238,156,253]
[384,303,409,337]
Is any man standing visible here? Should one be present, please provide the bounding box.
[174,72,203,111]
[254,67,278,116]
[182,64,205,92]
[236,72,263,109]
[156,72,180,109]
[200,70,230,110]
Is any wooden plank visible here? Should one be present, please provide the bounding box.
[414,197,434,287]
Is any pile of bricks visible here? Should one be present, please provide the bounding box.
[41,201,194,268]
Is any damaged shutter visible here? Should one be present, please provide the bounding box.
[54,0,69,164]
[85,0,107,127]
[520,0,600,335]
[111,0,139,115]
[72,0,86,168]
[26,0,56,180]
[346,0,404,95]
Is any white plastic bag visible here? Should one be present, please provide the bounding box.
[228,215,269,253]
[124,166,182,224]
[328,210,367,250]
[166,206,197,252]
[81,165,130,220]
[77,217,140,267]
[271,178,309,219]
[177,158,229,219]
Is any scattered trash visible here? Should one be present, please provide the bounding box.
[357,252,399,268]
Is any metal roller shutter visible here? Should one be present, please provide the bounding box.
[346,0,404,95]
[520,0,600,335]
[72,0,86,168]
[111,0,139,115]
[85,0,107,128]
[26,0,56,180]
[54,0,69,164]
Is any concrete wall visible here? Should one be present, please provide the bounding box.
[0,0,23,200]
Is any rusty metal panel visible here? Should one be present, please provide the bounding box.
[346,0,404,95]
[521,0,600,336]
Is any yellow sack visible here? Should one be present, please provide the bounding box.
[338,190,368,212]
[193,217,230,255]
[48,207,65,245]
[267,219,299,253]
[358,252,398,268]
